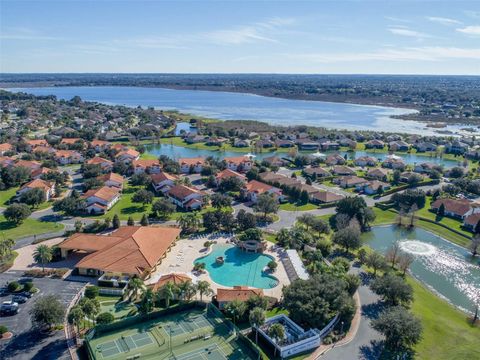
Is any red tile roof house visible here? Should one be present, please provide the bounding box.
[148,273,192,298]
[31,167,56,180]
[25,139,48,152]
[115,149,140,164]
[382,158,406,170]
[132,159,162,175]
[86,156,114,172]
[151,172,179,193]
[57,226,181,279]
[98,172,124,189]
[431,198,477,220]
[215,169,246,186]
[33,145,56,155]
[90,140,111,152]
[463,213,480,231]
[54,150,85,165]
[60,138,85,148]
[16,179,56,201]
[244,180,284,203]
[0,143,13,156]
[82,186,121,214]
[216,286,264,310]
[166,184,204,210]
[223,156,253,172]
[335,175,369,189]
[13,159,42,172]
[178,157,205,174]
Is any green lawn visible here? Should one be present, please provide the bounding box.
[0,187,19,207]
[279,202,317,211]
[409,278,480,360]
[93,185,153,221]
[0,216,64,240]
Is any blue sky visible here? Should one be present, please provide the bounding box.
[1,0,480,74]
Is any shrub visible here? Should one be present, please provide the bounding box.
[0,325,8,336]
[23,281,34,292]
[84,286,99,299]
[96,312,115,325]
[8,281,20,292]
[267,260,278,272]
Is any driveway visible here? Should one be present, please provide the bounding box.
[320,266,384,360]
[0,270,86,360]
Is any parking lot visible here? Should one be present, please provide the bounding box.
[0,270,85,360]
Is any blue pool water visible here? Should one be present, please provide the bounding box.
[195,244,279,289]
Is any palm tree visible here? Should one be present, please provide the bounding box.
[67,305,84,335]
[124,277,146,303]
[268,323,285,357]
[196,281,213,301]
[177,213,201,233]
[249,307,266,345]
[139,289,155,315]
[224,299,247,329]
[33,244,52,272]
[159,282,177,308]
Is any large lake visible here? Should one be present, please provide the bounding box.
[8,85,440,135]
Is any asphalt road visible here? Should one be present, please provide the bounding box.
[320,266,384,360]
[0,270,85,360]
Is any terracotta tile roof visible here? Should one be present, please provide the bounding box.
[87,157,113,166]
[150,172,178,184]
[132,159,160,168]
[464,213,480,227]
[20,178,54,192]
[116,149,140,158]
[58,233,123,252]
[0,143,13,152]
[98,172,124,184]
[31,167,55,178]
[246,180,280,194]
[61,138,82,144]
[33,145,54,153]
[55,150,82,158]
[431,198,472,216]
[178,157,205,166]
[216,169,246,181]
[167,184,201,200]
[217,286,264,302]
[72,226,181,275]
[26,139,47,147]
[14,160,42,170]
[224,156,251,165]
[91,140,110,147]
[83,186,121,202]
[149,273,192,292]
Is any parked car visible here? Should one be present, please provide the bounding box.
[0,300,19,315]
[0,287,8,296]
[12,295,27,304]
[19,291,33,298]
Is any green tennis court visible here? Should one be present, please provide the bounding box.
[86,305,259,360]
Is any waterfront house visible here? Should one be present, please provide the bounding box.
[431,198,475,219]
[115,149,140,163]
[224,156,253,172]
[215,169,246,186]
[325,154,345,166]
[132,159,162,174]
[367,168,389,181]
[354,156,377,167]
[388,141,409,152]
[365,139,385,149]
[296,139,319,151]
[178,157,205,174]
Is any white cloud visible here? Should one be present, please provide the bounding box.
[426,16,462,25]
[0,27,60,41]
[285,46,480,63]
[388,27,431,39]
[456,26,480,36]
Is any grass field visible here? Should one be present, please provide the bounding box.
[279,202,317,211]
[87,307,257,360]
[99,300,138,320]
[409,278,480,360]
[0,187,19,207]
[0,216,63,240]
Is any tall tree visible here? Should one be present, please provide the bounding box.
[268,323,285,356]
[249,307,266,345]
[254,193,279,220]
[371,273,413,306]
[30,295,65,330]
[196,280,213,301]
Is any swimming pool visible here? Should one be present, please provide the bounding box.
[194,244,279,289]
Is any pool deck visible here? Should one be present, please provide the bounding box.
[146,234,290,299]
